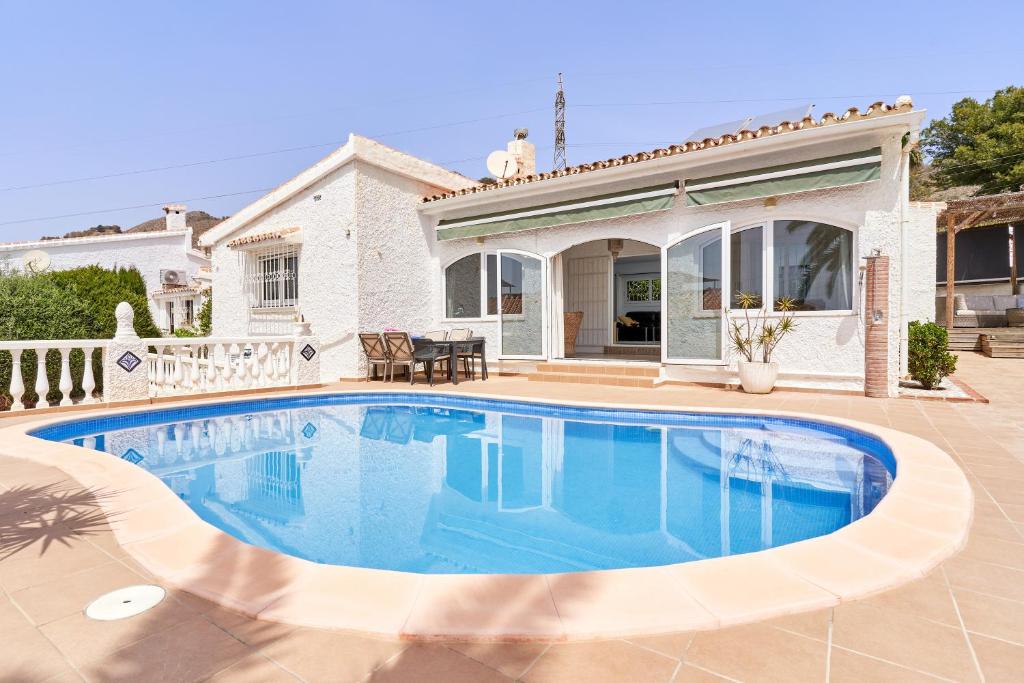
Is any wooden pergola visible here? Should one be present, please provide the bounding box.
[938,190,1024,329]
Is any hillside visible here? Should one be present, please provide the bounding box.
[44,210,226,249]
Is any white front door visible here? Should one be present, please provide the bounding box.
[497,250,547,359]
[662,221,731,363]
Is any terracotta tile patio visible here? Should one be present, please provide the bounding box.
[1,352,1022,682]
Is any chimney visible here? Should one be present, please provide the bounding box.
[163,204,187,231]
[508,129,536,177]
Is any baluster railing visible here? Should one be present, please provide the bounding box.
[2,335,304,411]
[137,337,297,399]
[0,341,110,411]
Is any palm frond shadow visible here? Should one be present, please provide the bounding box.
[0,482,122,560]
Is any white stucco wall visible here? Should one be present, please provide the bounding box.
[208,156,469,382]
[353,161,454,375]
[210,165,360,382]
[0,229,205,326]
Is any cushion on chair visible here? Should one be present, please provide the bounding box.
[993,295,1019,311]
[965,295,995,312]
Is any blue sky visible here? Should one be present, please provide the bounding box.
[1,1,1020,241]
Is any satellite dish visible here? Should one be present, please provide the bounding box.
[23,249,50,273]
[486,150,519,179]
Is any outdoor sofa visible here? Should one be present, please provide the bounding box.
[936,294,1024,327]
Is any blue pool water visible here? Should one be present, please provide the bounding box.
[33,394,895,574]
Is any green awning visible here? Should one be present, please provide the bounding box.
[436,183,678,241]
[685,147,882,207]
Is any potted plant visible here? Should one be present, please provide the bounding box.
[729,292,797,394]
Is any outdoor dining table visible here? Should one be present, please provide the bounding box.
[412,337,487,385]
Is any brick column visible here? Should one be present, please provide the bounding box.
[864,255,890,398]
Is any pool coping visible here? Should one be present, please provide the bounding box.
[0,388,974,642]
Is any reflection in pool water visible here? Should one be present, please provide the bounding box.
[44,396,893,574]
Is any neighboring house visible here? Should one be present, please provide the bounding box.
[201,98,937,395]
[0,204,211,332]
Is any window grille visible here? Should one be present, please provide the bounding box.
[245,245,299,308]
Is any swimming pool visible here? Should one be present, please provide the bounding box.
[33,393,895,575]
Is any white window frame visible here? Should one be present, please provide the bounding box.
[441,251,500,322]
[621,275,660,304]
[246,245,300,310]
[729,218,858,317]
[661,221,732,365]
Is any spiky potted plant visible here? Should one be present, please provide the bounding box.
[729,292,797,394]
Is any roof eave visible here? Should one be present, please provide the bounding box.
[200,135,474,248]
[419,109,925,218]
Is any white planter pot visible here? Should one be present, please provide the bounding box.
[737,360,779,394]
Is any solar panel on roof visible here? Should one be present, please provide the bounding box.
[684,104,815,142]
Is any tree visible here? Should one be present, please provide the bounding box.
[922,86,1024,195]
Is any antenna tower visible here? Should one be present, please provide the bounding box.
[553,73,567,171]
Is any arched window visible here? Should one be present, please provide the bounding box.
[772,220,853,311]
[444,253,498,318]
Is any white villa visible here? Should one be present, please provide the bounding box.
[200,97,938,395]
[1,204,210,333]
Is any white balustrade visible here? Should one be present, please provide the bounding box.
[0,341,109,411]
[2,332,308,411]
[141,337,300,398]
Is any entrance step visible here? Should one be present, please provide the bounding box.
[601,345,660,358]
[981,332,1024,358]
[528,372,658,388]
[535,362,660,377]
[529,362,660,388]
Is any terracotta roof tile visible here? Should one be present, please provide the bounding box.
[226,227,300,248]
[421,99,914,203]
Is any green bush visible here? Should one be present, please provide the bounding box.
[908,321,958,390]
[1,265,162,408]
[173,326,200,338]
[197,293,212,336]
[47,265,160,338]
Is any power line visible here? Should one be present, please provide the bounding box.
[0,189,274,228]
[0,75,556,159]
[573,89,1001,109]
[3,88,997,194]
[0,107,548,193]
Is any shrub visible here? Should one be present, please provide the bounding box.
[173,326,200,338]
[0,265,162,408]
[908,321,957,390]
[0,272,95,407]
[197,293,212,336]
[47,265,160,338]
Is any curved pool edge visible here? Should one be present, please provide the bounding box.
[0,388,974,642]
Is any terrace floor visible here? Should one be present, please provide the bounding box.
[2,352,1023,682]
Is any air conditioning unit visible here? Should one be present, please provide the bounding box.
[160,269,187,286]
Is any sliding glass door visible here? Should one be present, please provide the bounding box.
[663,222,730,363]
[498,250,547,359]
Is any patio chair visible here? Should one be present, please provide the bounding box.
[448,328,476,379]
[423,330,448,341]
[383,332,445,385]
[359,333,390,381]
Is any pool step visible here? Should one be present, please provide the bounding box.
[529,362,660,387]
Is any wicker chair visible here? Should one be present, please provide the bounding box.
[564,311,584,356]
[359,333,390,381]
[383,332,444,385]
